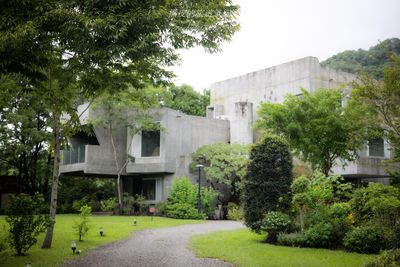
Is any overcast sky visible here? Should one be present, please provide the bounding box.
[170,0,400,91]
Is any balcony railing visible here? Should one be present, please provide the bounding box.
[62,145,85,165]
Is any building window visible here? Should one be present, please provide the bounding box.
[369,138,385,157]
[142,179,156,200]
[141,129,160,157]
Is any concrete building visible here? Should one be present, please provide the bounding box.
[60,106,229,204]
[208,56,391,185]
[60,56,390,205]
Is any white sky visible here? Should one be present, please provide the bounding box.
[171,0,400,91]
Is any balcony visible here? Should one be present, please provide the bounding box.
[62,145,85,165]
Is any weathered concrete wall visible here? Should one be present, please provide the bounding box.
[126,108,230,200]
[230,102,253,144]
[60,106,127,176]
[210,56,388,178]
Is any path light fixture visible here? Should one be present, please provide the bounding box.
[71,240,77,254]
[25,263,32,267]
[133,218,137,226]
[196,164,204,213]
[99,227,104,236]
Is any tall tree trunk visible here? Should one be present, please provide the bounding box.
[109,125,122,213]
[42,113,61,248]
[299,205,305,233]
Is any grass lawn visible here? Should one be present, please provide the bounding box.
[190,228,376,267]
[0,215,203,267]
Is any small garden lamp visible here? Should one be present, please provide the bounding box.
[99,227,104,236]
[25,263,32,267]
[71,240,77,254]
[133,218,137,226]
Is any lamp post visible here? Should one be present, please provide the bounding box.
[99,227,104,236]
[196,164,204,213]
[71,240,76,254]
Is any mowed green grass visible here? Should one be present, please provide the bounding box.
[190,228,376,267]
[0,215,203,267]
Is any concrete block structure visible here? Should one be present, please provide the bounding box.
[209,56,391,185]
[60,56,391,204]
[60,107,229,204]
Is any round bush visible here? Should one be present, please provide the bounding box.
[304,222,336,248]
[262,211,291,243]
[343,224,385,254]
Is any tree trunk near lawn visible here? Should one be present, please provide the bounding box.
[42,114,61,248]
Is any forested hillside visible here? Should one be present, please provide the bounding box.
[321,38,400,79]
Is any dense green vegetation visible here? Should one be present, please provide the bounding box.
[161,177,217,219]
[191,143,249,207]
[0,215,203,267]
[351,54,400,185]
[164,85,210,117]
[243,134,292,233]
[0,0,239,247]
[190,229,375,267]
[321,38,400,79]
[256,88,369,176]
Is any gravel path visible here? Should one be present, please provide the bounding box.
[63,220,244,267]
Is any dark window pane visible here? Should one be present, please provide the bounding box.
[141,130,160,157]
[369,138,384,157]
[142,179,156,200]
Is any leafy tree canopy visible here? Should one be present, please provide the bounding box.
[191,143,249,205]
[0,0,240,92]
[164,84,210,117]
[321,38,400,79]
[351,53,400,184]
[256,88,370,176]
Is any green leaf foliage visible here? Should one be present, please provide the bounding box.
[262,211,291,244]
[256,88,369,175]
[5,194,49,255]
[243,134,293,232]
[192,143,249,205]
[164,85,210,117]
[73,205,92,242]
[343,224,386,254]
[165,177,217,219]
[350,183,400,228]
[351,53,400,178]
[321,38,400,79]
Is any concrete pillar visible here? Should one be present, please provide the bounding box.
[230,101,253,144]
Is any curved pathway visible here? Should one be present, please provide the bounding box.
[63,220,244,267]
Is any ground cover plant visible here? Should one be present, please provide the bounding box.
[0,215,203,267]
[190,229,375,267]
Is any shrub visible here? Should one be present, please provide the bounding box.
[278,232,307,247]
[304,222,336,248]
[165,177,217,219]
[73,205,92,241]
[364,249,400,267]
[165,203,205,219]
[100,197,116,212]
[5,193,49,255]
[343,224,385,254]
[351,183,400,227]
[243,134,293,232]
[227,202,244,221]
[262,211,291,243]
[72,196,89,212]
[123,193,146,215]
[155,201,167,215]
